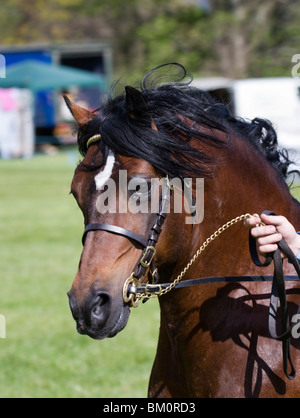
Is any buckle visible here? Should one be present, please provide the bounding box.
[145,283,162,297]
[140,246,156,268]
[123,273,142,308]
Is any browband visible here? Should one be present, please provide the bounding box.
[86,134,101,149]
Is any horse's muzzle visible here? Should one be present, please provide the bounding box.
[68,289,111,337]
[67,288,130,339]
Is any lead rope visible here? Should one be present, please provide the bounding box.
[123,213,257,307]
[124,212,300,380]
[156,213,256,297]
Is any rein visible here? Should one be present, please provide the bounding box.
[123,210,300,380]
[122,210,300,381]
[123,213,255,306]
[126,209,300,380]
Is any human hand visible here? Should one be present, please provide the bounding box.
[245,213,300,258]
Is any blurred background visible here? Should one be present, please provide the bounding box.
[0,0,300,398]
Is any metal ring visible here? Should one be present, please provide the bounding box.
[122,274,141,308]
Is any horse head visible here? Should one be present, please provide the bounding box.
[66,84,191,339]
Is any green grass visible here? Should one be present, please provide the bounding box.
[0,151,159,398]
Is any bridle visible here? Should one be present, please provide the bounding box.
[82,170,173,306]
[82,134,173,302]
[81,134,300,380]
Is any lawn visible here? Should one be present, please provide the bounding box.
[0,151,160,398]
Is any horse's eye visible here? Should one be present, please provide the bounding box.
[129,179,152,200]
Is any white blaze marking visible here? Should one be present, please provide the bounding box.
[94,150,115,190]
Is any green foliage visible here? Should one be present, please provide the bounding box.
[136,6,211,79]
[0,0,300,79]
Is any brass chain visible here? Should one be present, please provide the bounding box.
[132,213,259,304]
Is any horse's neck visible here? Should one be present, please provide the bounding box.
[207,135,300,226]
[157,134,300,339]
[183,135,300,277]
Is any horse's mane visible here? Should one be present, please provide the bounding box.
[78,63,299,181]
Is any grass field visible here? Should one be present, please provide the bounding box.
[0,151,160,398]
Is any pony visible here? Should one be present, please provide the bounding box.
[66,63,300,397]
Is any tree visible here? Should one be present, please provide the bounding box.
[0,0,299,80]
[209,0,300,77]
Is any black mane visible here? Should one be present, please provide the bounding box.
[77,63,298,180]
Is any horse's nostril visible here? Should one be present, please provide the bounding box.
[91,291,111,327]
[92,304,101,317]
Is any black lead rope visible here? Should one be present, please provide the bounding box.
[248,210,300,380]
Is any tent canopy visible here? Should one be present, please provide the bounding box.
[0,60,107,92]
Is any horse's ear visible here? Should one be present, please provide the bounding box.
[63,95,96,126]
[125,86,148,119]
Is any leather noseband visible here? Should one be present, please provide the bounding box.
[82,223,148,248]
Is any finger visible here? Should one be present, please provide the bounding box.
[251,225,277,238]
[244,216,261,228]
[257,233,282,246]
[258,243,279,254]
[260,213,287,227]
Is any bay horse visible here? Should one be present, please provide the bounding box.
[66,63,300,397]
